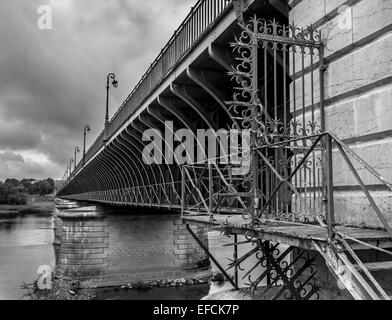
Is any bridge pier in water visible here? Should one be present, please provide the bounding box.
[54,203,211,287]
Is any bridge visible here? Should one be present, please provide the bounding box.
[56,0,392,300]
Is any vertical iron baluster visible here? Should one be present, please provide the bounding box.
[201,1,204,34]
[251,18,259,224]
[326,134,335,241]
[273,39,279,216]
[200,1,203,34]
[263,36,269,216]
[283,42,288,215]
[301,43,309,213]
[180,29,183,58]
[318,43,327,219]
[204,0,207,31]
[234,234,239,290]
[209,161,213,220]
[197,5,200,38]
[207,0,210,28]
[188,11,191,46]
[292,45,298,217]
[189,7,194,46]
[310,50,317,212]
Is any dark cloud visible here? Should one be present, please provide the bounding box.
[0,119,42,150]
[0,151,25,164]
[0,0,195,180]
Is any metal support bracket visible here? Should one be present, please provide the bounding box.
[312,240,387,300]
[185,224,237,289]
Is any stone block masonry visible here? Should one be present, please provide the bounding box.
[288,0,392,296]
[54,208,211,287]
[289,0,392,228]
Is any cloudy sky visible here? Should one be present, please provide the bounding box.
[0,0,195,181]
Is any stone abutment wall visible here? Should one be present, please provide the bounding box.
[290,0,392,228]
[290,0,392,295]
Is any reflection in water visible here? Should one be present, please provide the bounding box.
[0,220,15,232]
[0,214,55,300]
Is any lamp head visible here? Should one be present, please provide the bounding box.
[112,79,118,88]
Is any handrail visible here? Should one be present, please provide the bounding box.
[178,132,392,239]
[71,0,233,179]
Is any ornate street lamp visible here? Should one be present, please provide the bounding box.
[74,147,80,170]
[83,124,91,166]
[104,73,118,142]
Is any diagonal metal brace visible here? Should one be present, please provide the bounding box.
[185,224,238,289]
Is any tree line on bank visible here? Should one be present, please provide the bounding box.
[0,178,55,205]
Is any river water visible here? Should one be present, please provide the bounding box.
[0,213,55,300]
[0,210,259,300]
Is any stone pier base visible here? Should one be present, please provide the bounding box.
[54,206,211,287]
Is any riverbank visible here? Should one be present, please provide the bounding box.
[0,195,54,217]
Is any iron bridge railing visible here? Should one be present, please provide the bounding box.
[70,0,233,181]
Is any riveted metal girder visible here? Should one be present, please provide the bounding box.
[170,84,218,131]
[124,127,170,205]
[132,118,180,205]
[186,66,237,128]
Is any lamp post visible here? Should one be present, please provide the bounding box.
[69,158,74,177]
[74,147,80,170]
[104,73,118,142]
[83,124,90,166]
